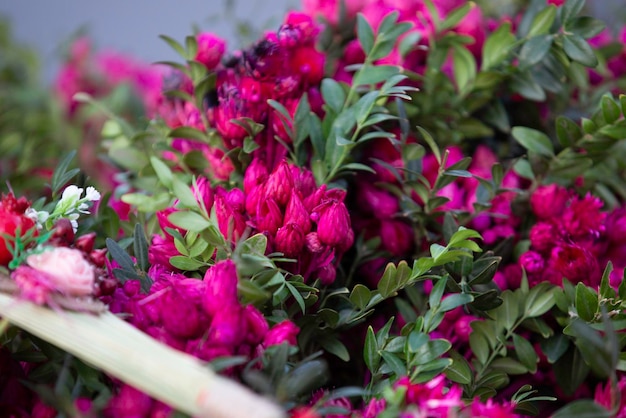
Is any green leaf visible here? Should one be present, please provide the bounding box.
[364,326,380,373]
[552,400,610,418]
[321,78,346,114]
[525,283,556,317]
[50,151,78,195]
[105,238,135,273]
[469,332,489,365]
[429,277,447,308]
[527,5,557,37]
[482,22,516,70]
[541,334,570,364]
[406,331,429,353]
[172,176,199,209]
[350,284,372,310]
[555,116,583,147]
[159,34,187,59]
[510,72,546,101]
[380,351,405,377]
[512,126,555,157]
[560,0,585,25]
[513,333,538,372]
[357,14,375,55]
[491,357,529,375]
[575,283,598,322]
[440,2,471,31]
[150,156,173,189]
[416,126,441,164]
[169,256,205,271]
[168,211,210,232]
[565,16,605,39]
[133,224,150,272]
[563,34,598,67]
[519,35,553,69]
[601,95,621,124]
[439,293,474,312]
[168,126,208,142]
[377,263,398,298]
[412,339,451,365]
[353,91,380,125]
[452,45,476,94]
[444,349,472,384]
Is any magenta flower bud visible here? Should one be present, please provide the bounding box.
[89,248,108,268]
[303,185,327,213]
[519,251,545,274]
[215,195,246,242]
[31,400,57,418]
[305,232,325,253]
[160,288,201,339]
[316,200,352,248]
[186,340,231,362]
[195,32,226,70]
[530,184,570,219]
[453,315,478,343]
[157,207,184,236]
[256,198,283,235]
[149,234,179,269]
[105,384,152,417]
[245,183,264,217]
[123,280,141,297]
[380,219,413,257]
[315,264,336,285]
[284,193,311,234]
[562,193,606,238]
[243,304,269,345]
[74,232,96,254]
[202,146,235,181]
[263,320,299,347]
[203,259,239,315]
[605,208,626,244]
[192,176,214,213]
[357,182,399,219]
[275,223,305,257]
[226,188,245,212]
[529,222,558,253]
[290,165,317,197]
[208,307,245,347]
[265,161,294,207]
[50,218,75,246]
[550,244,600,286]
[244,158,269,194]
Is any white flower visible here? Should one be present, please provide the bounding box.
[85,187,101,202]
[25,208,50,229]
[61,185,83,205]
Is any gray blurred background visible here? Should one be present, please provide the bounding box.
[0,0,295,82]
[0,0,622,83]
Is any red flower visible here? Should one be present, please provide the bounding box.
[0,193,37,266]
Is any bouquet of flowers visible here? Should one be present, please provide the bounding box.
[1,0,626,416]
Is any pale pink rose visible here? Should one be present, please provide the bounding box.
[26,247,95,296]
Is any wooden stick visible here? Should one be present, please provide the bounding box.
[0,292,285,418]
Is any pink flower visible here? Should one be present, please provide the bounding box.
[11,266,53,305]
[208,307,245,347]
[256,198,284,235]
[275,223,306,257]
[380,219,413,257]
[264,320,300,346]
[202,260,239,315]
[530,185,570,219]
[357,181,399,219]
[519,251,545,274]
[284,193,312,234]
[562,193,606,239]
[529,222,558,253]
[195,32,226,70]
[594,376,626,416]
[315,199,352,248]
[469,398,521,417]
[149,234,179,268]
[550,243,600,286]
[104,384,152,417]
[26,247,95,296]
[192,176,214,213]
[265,161,294,206]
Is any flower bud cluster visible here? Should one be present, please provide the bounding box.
[245,159,353,284]
[107,260,299,366]
[519,185,626,288]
